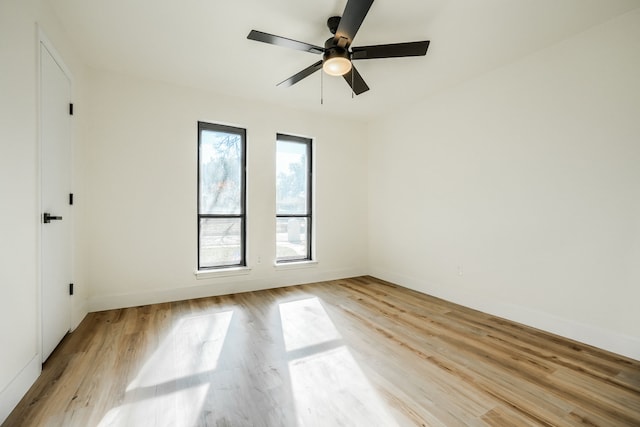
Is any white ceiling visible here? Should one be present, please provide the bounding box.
[48,0,639,121]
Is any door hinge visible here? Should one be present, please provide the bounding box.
[69,283,74,296]
[69,103,74,116]
[69,193,74,205]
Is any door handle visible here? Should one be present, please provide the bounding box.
[43,212,63,223]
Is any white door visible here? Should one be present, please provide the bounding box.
[40,42,72,362]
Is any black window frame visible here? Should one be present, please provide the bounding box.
[197,121,247,269]
[276,133,313,263]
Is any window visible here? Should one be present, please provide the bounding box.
[276,134,312,263]
[198,122,246,269]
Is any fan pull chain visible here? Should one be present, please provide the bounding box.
[321,69,324,105]
[351,69,354,99]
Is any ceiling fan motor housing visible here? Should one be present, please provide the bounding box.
[323,46,350,62]
[324,36,350,57]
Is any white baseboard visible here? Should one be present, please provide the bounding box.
[0,354,41,425]
[370,268,640,361]
[88,267,366,312]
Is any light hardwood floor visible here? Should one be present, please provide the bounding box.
[4,276,640,426]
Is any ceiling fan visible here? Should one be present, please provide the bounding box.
[247,0,430,95]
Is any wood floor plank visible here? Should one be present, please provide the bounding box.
[320,283,574,425]
[3,276,639,426]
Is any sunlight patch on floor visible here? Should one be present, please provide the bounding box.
[289,346,399,426]
[98,383,209,427]
[127,310,233,390]
[97,311,233,426]
[280,298,399,426]
[279,297,342,352]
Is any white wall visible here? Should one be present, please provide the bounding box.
[84,69,368,311]
[368,10,640,360]
[0,0,88,422]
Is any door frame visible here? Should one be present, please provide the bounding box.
[37,26,74,363]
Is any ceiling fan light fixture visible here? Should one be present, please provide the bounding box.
[323,47,352,76]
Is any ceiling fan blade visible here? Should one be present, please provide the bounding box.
[335,0,374,46]
[248,30,324,54]
[342,65,370,95]
[351,41,430,60]
[277,60,323,87]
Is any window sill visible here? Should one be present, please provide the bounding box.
[274,260,318,271]
[194,266,252,280]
